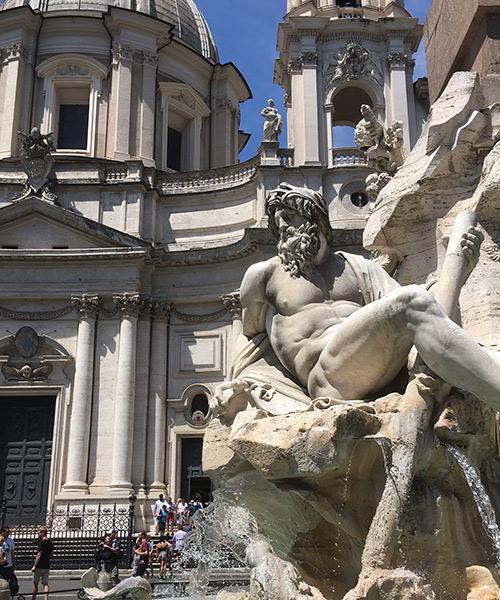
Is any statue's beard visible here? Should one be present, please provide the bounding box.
[277,223,321,279]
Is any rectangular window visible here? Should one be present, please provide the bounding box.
[58,105,89,150]
[167,127,182,171]
[336,0,360,6]
[55,84,90,151]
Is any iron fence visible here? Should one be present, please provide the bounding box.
[3,497,136,571]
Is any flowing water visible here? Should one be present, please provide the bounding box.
[445,443,500,565]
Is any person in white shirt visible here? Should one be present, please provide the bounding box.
[175,498,188,525]
[172,525,188,564]
[0,527,15,582]
[153,494,165,533]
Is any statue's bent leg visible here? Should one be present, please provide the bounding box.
[308,284,500,408]
[307,289,416,401]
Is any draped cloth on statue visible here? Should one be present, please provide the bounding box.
[229,252,400,416]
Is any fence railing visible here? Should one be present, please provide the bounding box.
[3,498,136,571]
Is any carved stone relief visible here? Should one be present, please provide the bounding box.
[324,41,383,90]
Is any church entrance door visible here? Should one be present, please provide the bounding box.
[0,396,56,526]
[180,437,212,504]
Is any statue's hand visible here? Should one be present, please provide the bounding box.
[461,225,484,278]
[211,379,250,418]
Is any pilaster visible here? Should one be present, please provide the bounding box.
[110,43,134,161]
[387,51,413,151]
[147,301,171,493]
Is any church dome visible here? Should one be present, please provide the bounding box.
[1,0,218,62]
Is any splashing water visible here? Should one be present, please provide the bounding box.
[180,488,257,599]
[446,443,500,565]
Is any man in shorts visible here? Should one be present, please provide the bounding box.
[31,527,53,600]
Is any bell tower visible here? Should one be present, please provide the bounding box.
[275,0,423,167]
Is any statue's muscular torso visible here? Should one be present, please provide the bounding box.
[240,251,365,387]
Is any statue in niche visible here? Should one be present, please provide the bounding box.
[212,183,500,417]
[354,104,405,200]
[261,99,282,142]
[15,127,57,202]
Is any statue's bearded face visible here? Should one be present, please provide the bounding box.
[274,207,321,279]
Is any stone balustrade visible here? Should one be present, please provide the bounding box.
[332,147,368,168]
[157,156,259,195]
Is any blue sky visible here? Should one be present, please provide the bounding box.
[196,0,432,160]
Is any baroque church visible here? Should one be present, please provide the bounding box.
[0,0,428,530]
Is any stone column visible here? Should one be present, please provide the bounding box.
[147,301,171,493]
[110,293,143,491]
[63,295,100,493]
[388,51,412,151]
[222,292,242,347]
[110,43,134,161]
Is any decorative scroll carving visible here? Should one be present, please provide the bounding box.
[71,295,101,318]
[301,51,318,66]
[324,42,383,89]
[15,128,57,203]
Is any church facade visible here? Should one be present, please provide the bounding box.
[0,0,427,529]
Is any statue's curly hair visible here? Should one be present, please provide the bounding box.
[266,183,333,245]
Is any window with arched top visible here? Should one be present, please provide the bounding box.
[36,55,108,156]
[325,82,383,167]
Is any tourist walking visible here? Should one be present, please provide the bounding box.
[157,504,168,535]
[166,497,176,531]
[172,524,188,565]
[31,527,53,600]
[175,498,188,525]
[153,494,165,534]
[156,536,172,579]
[0,526,18,596]
[132,531,149,578]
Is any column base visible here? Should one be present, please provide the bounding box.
[149,482,167,496]
[61,481,89,494]
[109,481,134,493]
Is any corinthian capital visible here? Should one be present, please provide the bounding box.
[112,293,145,317]
[71,294,100,319]
[152,300,173,320]
[387,51,409,69]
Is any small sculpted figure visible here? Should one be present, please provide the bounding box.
[261,99,282,142]
[213,183,500,417]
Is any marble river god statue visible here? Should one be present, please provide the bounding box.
[206,71,500,600]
